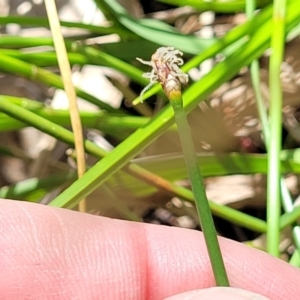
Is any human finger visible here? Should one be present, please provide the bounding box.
[0,200,299,299]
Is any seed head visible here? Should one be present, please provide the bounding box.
[137,47,188,101]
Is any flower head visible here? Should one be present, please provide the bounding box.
[137,47,188,101]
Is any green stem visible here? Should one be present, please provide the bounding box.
[171,95,229,286]
[159,0,272,13]
[0,15,132,37]
[280,206,300,229]
[267,0,286,256]
[279,181,300,255]
[289,249,300,267]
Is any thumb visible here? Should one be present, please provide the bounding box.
[164,287,270,300]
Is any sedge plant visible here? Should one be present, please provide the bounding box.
[137,47,229,286]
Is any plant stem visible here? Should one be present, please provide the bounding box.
[45,0,87,211]
[267,0,286,256]
[171,95,229,286]
[0,15,132,37]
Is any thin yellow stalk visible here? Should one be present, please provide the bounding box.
[44,0,86,211]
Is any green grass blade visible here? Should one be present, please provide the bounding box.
[280,206,300,229]
[266,0,286,257]
[0,15,132,37]
[159,0,272,12]
[289,251,300,267]
[0,49,88,67]
[94,0,214,54]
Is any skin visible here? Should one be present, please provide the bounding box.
[0,199,299,299]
